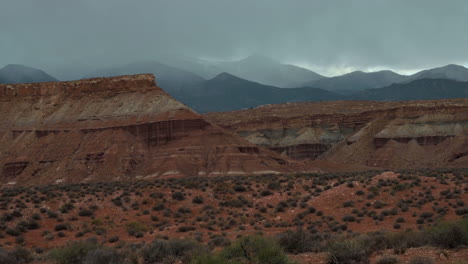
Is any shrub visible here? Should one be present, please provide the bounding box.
[49,240,98,264]
[78,209,94,217]
[260,190,273,196]
[428,219,468,249]
[108,236,119,243]
[277,229,315,254]
[172,192,185,201]
[0,246,33,264]
[342,215,356,222]
[208,236,231,248]
[192,196,204,204]
[6,228,21,237]
[55,223,68,231]
[82,248,126,264]
[125,222,148,237]
[233,185,246,192]
[220,236,294,264]
[327,240,370,264]
[178,226,196,232]
[141,239,204,264]
[343,201,354,208]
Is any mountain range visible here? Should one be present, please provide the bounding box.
[1,58,467,112]
[171,72,341,112]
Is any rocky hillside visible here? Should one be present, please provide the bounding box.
[0,74,311,185]
[206,99,468,170]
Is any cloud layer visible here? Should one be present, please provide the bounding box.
[1,0,467,77]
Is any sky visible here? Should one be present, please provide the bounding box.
[1,0,468,77]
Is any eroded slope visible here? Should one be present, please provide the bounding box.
[0,74,310,185]
[206,100,468,169]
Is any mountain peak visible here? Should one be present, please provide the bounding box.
[2,64,36,71]
[210,72,243,82]
[0,64,58,84]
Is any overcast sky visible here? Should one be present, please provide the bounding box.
[1,0,468,77]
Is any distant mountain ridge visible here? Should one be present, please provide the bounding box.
[154,54,324,87]
[171,72,341,113]
[301,64,468,93]
[303,70,408,92]
[352,78,468,101]
[404,64,468,83]
[1,61,467,114]
[0,64,57,84]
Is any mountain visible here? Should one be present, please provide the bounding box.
[406,64,468,82]
[353,78,468,101]
[303,70,407,93]
[207,98,468,169]
[84,61,205,93]
[0,74,312,185]
[219,54,324,87]
[0,64,58,84]
[156,54,324,88]
[171,72,342,113]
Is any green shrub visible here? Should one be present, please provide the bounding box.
[82,248,126,264]
[428,219,468,249]
[220,236,294,264]
[125,222,148,237]
[0,246,33,264]
[49,240,98,264]
[327,239,370,264]
[277,229,315,254]
[141,239,205,264]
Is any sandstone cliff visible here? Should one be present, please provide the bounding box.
[0,75,311,185]
[206,100,468,169]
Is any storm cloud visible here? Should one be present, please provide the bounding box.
[1,0,467,77]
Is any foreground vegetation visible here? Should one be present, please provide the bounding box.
[0,168,466,263]
[0,218,466,264]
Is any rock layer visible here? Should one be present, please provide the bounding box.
[0,74,310,185]
[206,100,468,169]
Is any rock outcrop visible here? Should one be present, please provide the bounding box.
[0,74,311,185]
[206,100,468,169]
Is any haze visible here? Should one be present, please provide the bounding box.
[1,0,468,78]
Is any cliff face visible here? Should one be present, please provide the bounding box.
[206,100,468,169]
[0,75,310,185]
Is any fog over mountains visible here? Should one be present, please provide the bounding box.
[1,56,468,112]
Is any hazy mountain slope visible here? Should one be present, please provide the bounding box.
[172,72,342,113]
[303,70,407,92]
[85,61,205,93]
[353,78,468,101]
[219,55,324,87]
[156,54,324,88]
[0,64,58,84]
[406,64,468,82]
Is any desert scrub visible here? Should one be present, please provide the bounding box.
[192,235,295,264]
[125,222,148,237]
[327,239,370,264]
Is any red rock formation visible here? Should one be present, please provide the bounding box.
[206,100,468,169]
[0,75,312,185]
